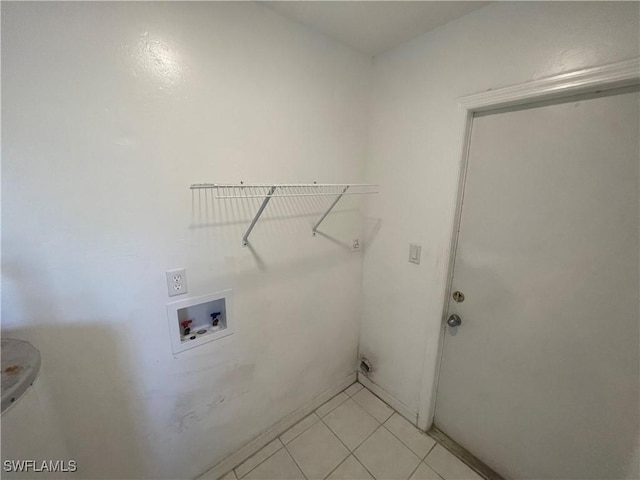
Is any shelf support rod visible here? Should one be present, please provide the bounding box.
[312,186,349,236]
[243,185,276,247]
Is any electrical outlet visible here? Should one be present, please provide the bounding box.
[166,268,188,297]
[352,239,361,251]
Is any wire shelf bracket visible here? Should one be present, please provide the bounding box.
[311,186,349,236]
[242,185,276,246]
[190,183,378,246]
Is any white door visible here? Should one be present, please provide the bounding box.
[434,88,639,479]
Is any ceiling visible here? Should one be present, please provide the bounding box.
[264,1,490,56]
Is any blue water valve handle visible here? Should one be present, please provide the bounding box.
[210,312,222,326]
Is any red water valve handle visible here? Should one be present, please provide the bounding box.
[181,320,193,328]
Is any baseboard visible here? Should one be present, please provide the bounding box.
[357,373,418,427]
[197,372,357,480]
[428,425,504,480]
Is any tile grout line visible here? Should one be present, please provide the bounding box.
[322,452,350,480]
[233,440,283,480]
[319,415,354,453]
[321,384,405,480]
[422,442,449,480]
[281,441,309,480]
[320,412,381,455]
[343,383,363,398]
[280,413,320,447]
[323,395,383,442]
[319,384,380,480]
[326,417,382,480]
[347,385,426,480]
[228,383,402,480]
[319,412,380,480]
[406,458,423,480]
[220,470,235,480]
[351,418,386,452]
[407,440,441,480]
[349,392,395,426]
[232,385,356,480]
[424,441,437,460]
[318,392,350,418]
[350,449,378,480]
[380,419,434,462]
[291,385,362,480]
[372,423,423,480]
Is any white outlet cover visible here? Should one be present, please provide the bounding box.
[166,268,188,297]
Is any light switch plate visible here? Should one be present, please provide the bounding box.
[409,244,421,264]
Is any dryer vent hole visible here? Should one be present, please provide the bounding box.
[360,357,372,376]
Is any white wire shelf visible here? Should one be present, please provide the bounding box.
[190,183,379,246]
[191,183,378,198]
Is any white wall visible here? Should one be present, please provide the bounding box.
[2,2,370,478]
[360,0,639,422]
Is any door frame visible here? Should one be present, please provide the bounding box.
[416,57,640,431]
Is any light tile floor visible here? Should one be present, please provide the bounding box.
[219,382,482,480]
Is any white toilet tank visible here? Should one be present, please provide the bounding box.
[1,339,73,479]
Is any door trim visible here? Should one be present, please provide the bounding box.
[416,57,640,431]
[459,57,640,112]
